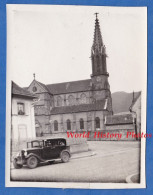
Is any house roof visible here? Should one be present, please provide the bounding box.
[46,79,92,95]
[105,113,133,125]
[50,99,107,115]
[12,81,37,99]
[130,91,141,109]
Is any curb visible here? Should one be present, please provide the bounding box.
[71,151,96,159]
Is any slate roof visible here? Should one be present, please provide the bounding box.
[37,81,52,94]
[51,99,107,115]
[46,79,92,95]
[105,113,133,125]
[12,81,36,99]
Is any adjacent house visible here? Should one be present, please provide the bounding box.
[11,81,36,147]
[129,92,141,135]
[105,113,135,140]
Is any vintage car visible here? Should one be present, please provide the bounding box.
[13,138,71,169]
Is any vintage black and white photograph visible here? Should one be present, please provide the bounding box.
[6,5,147,189]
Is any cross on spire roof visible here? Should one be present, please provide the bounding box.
[94,12,99,19]
[92,13,103,50]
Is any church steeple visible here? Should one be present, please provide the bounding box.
[91,13,108,76]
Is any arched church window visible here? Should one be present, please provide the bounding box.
[67,119,71,130]
[104,81,108,89]
[57,96,62,107]
[80,93,87,104]
[80,118,84,130]
[68,95,75,106]
[32,86,37,92]
[95,117,100,129]
[96,56,100,73]
[54,120,58,131]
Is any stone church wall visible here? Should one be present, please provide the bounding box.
[53,91,91,107]
[50,110,109,133]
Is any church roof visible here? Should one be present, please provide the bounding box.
[46,79,92,95]
[50,99,107,115]
[105,113,133,125]
[37,81,51,94]
[12,81,36,99]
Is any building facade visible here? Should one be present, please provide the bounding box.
[26,15,113,136]
[129,92,141,135]
[11,81,36,143]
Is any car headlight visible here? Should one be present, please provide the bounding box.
[24,150,27,156]
[16,152,21,157]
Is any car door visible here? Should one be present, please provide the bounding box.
[42,142,59,160]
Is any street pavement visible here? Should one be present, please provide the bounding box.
[11,141,140,183]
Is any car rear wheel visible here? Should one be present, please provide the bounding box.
[27,156,38,169]
[13,159,23,169]
[61,151,70,163]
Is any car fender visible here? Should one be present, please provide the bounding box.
[60,150,71,158]
[25,153,45,162]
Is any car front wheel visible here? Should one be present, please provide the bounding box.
[13,158,23,169]
[27,156,38,169]
[61,151,70,163]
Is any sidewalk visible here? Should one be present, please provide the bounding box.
[71,150,96,159]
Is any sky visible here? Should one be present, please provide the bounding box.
[7,5,147,93]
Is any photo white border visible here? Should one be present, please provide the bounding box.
[5,4,147,189]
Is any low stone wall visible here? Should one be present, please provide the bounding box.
[87,129,137,141]
[11,132,89,157]
[70,143,89,154]
[41,133,89,153]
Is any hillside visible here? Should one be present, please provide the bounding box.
[111,91,140,114]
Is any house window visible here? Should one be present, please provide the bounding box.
[17,103,25,115]
[95,117,100,129]
[67,119,71,130]
[80,118,84,130]
[54,120,58,131]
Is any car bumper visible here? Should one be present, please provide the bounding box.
[14,156,26,165]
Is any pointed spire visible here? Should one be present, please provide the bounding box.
[92,13,104,53]
[91,13,108,76]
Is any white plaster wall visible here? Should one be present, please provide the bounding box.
[11,97,36,141]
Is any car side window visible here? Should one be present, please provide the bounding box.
[45,141,53,147]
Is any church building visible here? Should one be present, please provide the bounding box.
[25,14,113,136]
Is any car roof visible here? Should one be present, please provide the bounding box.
[28,137,66,142]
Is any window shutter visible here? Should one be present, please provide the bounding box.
[25,102,29,115]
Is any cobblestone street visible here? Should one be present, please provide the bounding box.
[11,141,140,183]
